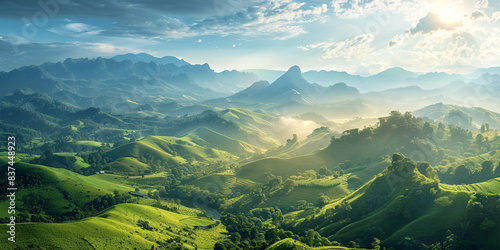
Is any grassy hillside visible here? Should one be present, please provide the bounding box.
[106,135,234,174]
[266,238,364,249]
[184,126,263,156]
[0,203,226,249]
[440,178,500,194]
[237,156,327,183]
[284,155,500,249]
[189,173,258,195]
[165,108,282,149]
[0,162,133,219]
[413,103,500,130]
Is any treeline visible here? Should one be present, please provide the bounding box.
[215,212,338,249]
[440,160,500,184]
[0,190,133,223]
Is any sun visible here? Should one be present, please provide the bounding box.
[438,4,464,22]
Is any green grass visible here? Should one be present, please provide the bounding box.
[0,162,134,219]
[180,217,217,227]
[266,185,350,209]
[189,173,258,195]
[71,140,106,148]
[296,178,342,188]
[106,136,233,174]
[237,155,327,183]
[440,178,500,194]
[0,203,227,249]
[185,126,263,156]
[108,157,150,173]
[53,152,90,169]
[266,238,362,250]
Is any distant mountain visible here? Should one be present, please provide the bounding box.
[317,82,360,103]
[413,103,500,130]
[302,69,363,88]
[243,69,286,83]
[224,66,361,105]
[0,89,79,118]
[0,56,261,107]
[258,65,316,103]
[111,53,190,67]
[112,53,259,93]
[467,66,500,79]
[302,67,471,92]
[404,72,466,89]
[0,90,125,135]
[371,67,420,81]
[229,80,270,100]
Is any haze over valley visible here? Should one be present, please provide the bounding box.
[1,0,500,249]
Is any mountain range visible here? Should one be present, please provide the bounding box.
[1,53,499,119]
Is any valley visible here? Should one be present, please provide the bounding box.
[0,54,499,250]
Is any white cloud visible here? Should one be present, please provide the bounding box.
[48,22,103,37]
[469,10,487,20]
[332,0,424,22]
[410,12,463,34]
[299,33,375,60]
[491,11,500,21]
[0,34,30,45]
[474,0,488,8]
[107,0,329,40]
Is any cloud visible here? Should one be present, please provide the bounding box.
[274,117,320,141]
[331,0,423,21]
[469,10,487,20]
[299,33,375,60]
[172,0,328,39]
[48,23,103,37]
[1,0,327,40]
[0,38,139,72]
[0,0,256,19]
[474,0,488,8]
[410,12,462,35]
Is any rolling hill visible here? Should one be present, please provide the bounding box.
[413,102,500,130]
[105,135,233,174]
[287,154,500,249]
[184,127,264,156]
[0,203,226,249]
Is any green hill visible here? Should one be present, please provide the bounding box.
[0,162,133,220]
[286,154,500,249]
[266,238,363,249]
[0,203,226,249]
[106,135,233,174]
[237,111,449,184]
[440,178,500,194]
[238,156,327,183]
[166,108,281,149]
[261,129,337,160]
[413,103,500,130]
[184,126,263,156]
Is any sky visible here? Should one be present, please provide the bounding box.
[0,0,499,75]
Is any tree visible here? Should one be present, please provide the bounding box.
[304,229,323,247]
[319,166,332,176]
[317,195,330,207]
[480,161,494,179]
[454,165,471,183]
[347,241,359,248]
[372,238,381,250]
[475,134,484,146]
[480,217,496,231]
[214,240,241,250]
